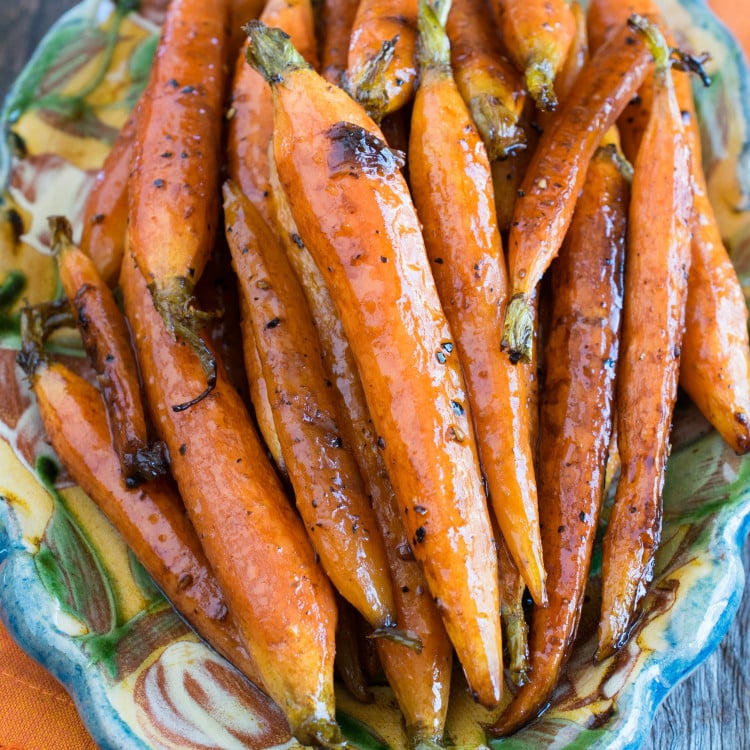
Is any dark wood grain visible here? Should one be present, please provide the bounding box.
[1,2,749,749]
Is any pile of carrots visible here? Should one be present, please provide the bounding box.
[15,0,750,745]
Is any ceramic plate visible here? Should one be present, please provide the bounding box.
[1,0,749,748]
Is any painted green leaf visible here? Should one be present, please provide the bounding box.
[337,711,392,750]
[128,547,164,604]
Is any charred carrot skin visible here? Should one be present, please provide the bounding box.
[51,217,167,487]
[128,0,231,363]
[21,355,264,688]
[79,112,137,287]
[492,0,576,111]
[227,0,319,227]
[501,19,653,364]
[491,142,628,736]
[409,0,546,607]
[119,254,342,748]
[446,0,527,160]
[223,181,398,632]
[597,18,693,661]
[345,0,419,122]
[266,157,453,746]
[587,0,750,455]
[320,0,361,85]
[246,23,504,708]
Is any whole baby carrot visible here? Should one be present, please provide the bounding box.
[491,0,576,111]
[409,0,546,606]
[223,180,399,634]
[119,253,343,747]
[597,17,693,660]
[446,0,527,160]
[266,156,453,746]
[501,18,653,364]
[245,21,504,708]
[345,0,419,122]
[491,139,628,736]
[51,217,167,487]
[128,0,232,396]
[17,335,262,689]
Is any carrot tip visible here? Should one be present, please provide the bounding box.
[47,215,75,255]
[525,59,558,112]
[16,299,74,377]
[501,294,534,364]
[294,717,346,749]
[412,737,445,750]
[469,95,527,161]
[416,0,451,71]
[343,36,399,123]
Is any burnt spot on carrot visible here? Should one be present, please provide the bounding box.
[327,122,406,177]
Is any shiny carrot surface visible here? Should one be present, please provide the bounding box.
[491,141,628,736]
[266,155,453,746]
[345,0,419,122]
[409,0,546,607]
[246,22,504,708]
[501,19,653,364]
[223,180,398,632]
[320,0,360,85]
[597,19,693,660]
[52,217,167,487]
[120,252,343,747]
[446,0,527,159]
[492,0,576,111]
[27,358,262,689]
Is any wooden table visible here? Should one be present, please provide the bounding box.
[0,1,748,748]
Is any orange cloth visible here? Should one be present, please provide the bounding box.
[0,2,748,749]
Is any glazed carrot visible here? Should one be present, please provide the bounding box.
[51,217,167,487]
[501,19,654,364]
[491,141,628,736]
[409,0,546,606]
[128,0,231,393]
[223,180,399,633]
[344,0,419,122]
[320,0,361,85]
[266,156,453,746]
[79,111,137,287]
[335,598,374,705]
[246,22,504,708]
[587,0,750,454]
[491,0,576,111]
[550,1,589,109]
[229,0,266,57]
[119,253,342,747]
[227,0,319,226]
[597,18,693,661]
[446,0,526,160]
[16,339,263,689]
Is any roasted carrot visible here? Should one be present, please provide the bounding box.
[223,180,400,633]
[246,22,504,708]
[587,0,750,454]
[266,155,453,746]
[119,252,342,747]
[491,140,628,736]
[227,0,319,226]
[409,0,546,606]
[16,330,263,689]
[344,0,419,122]
[128,0,232,395]
[550,1,589,109]
[79,111,137,287]
[51,217,167,487]
[501,18,654,364]
[335,597,374,704]
[319,0,361,85]
[230,0,266,57]
[491,0,576,111]
[446,0,527,160]
[597,17,693,660]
